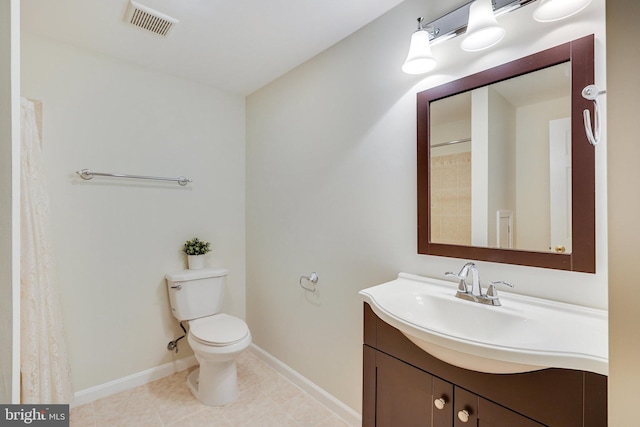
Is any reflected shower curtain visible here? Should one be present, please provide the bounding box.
[20,98,72,403]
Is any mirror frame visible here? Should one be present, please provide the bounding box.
[417,35,595,273]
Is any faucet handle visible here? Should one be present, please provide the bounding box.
[445,271,468,293]
[486,281,514,299]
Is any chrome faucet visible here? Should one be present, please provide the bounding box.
[445,262,474,294]
[445,262,514,306]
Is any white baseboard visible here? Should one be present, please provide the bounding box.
[249,344,362,427]
[70,356,197,408]
[71,345,362,427]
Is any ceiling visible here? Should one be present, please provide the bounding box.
[21,0,406,95]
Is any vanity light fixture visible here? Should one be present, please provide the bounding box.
[402,17,438,74]
[403,0,591,74]
[533,0,592,22]
[461,0,506,52]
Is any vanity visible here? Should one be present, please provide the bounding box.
[360,272,608,427]
[362,301,607,427]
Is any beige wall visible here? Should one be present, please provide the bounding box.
[247,0,607,412]
[607,0,640,424]
[0,0,20,404]
[21,34,246,393]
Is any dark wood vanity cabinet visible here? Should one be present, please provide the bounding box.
[362,303,607,427]
[371,348,452,426]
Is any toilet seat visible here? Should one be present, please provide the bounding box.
[189,314,249,346]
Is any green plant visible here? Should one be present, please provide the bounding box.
[183,237,211,256]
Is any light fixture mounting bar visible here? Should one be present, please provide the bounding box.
[426,0,537,45]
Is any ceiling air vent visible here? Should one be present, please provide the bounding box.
[124,1,179,37]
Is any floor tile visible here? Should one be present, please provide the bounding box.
[70,351,351,427]
[69,403,95,427]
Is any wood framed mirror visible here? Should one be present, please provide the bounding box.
[417,35,595,273]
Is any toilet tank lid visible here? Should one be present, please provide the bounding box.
[165,268,228,282]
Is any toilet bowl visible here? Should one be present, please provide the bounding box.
[165,268,251,406]
[186,313,252,406]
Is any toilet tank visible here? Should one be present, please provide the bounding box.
[165,268,228,321]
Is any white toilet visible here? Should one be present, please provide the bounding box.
[165,268,251,406]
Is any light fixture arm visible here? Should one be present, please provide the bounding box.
[418,0,536,46]
[414,16,440,40]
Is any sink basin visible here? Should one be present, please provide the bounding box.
[359,273,608,375]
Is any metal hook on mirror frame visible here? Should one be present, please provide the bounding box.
[299,272,319,292]
[582,84,606,147]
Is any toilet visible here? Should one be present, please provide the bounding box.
[165,268,251,406]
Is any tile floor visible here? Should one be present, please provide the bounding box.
[69,351,352,427]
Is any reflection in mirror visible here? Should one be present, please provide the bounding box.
[429,63,571,253]
[417,35,595,273]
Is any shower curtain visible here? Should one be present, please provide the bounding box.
[20,98,72,404]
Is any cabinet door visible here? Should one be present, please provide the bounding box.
[433,377,454,427]
[477,397,546,427]
[454,388,478,427]
[376,351,440,427]
[454,387,546,427]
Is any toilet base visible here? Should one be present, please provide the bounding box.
[187,362,239,406]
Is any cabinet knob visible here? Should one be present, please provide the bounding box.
[434,397,446,410]
[458,409,470,423]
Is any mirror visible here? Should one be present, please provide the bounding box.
[417,35,595,273]
[429,62,571,251]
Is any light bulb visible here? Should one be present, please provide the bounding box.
[533,0,592,22]
[461,0,505,52]
[402,28,437,74]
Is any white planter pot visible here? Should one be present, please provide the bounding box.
[187,255,205,270]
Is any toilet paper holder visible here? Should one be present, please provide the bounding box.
[299,272,319,292]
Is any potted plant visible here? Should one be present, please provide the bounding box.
[183,237,211,270]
